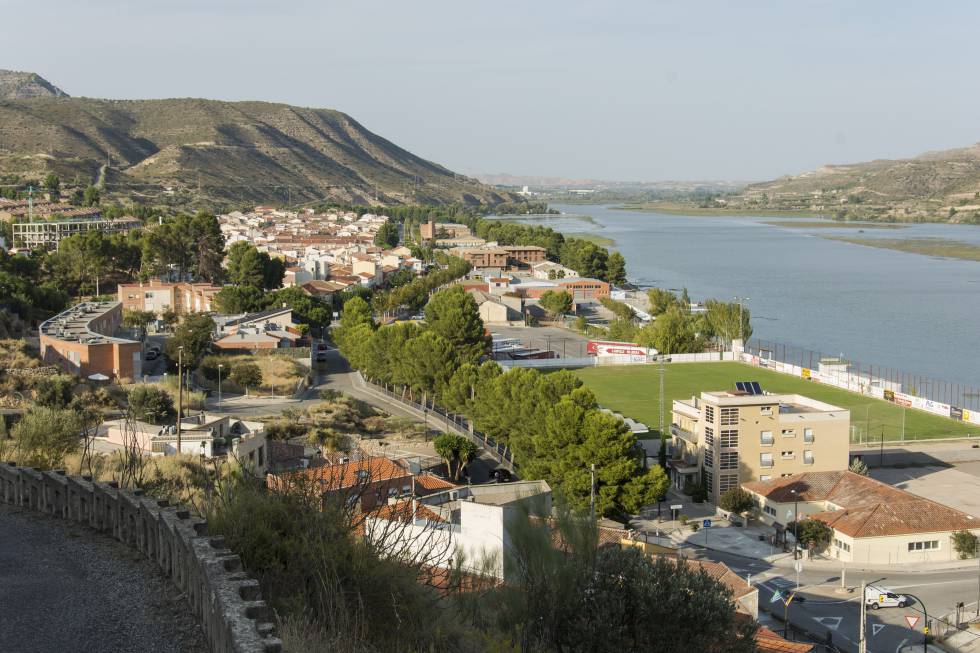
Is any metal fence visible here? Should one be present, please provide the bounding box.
[358,375,516,473]
[744,338,980,413]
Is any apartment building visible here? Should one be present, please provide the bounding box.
[451,246,510,269]
[39,301,142,381]
[117,280,222,316]
[503,245,548,265]
[670,388,850,504]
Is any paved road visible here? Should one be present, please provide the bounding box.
[686,544,978,652]
[0,504,207,653]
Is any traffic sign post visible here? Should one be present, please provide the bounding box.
[905,615,919,629]
[794,560,802,591]
[703,519,711,546]
[670,504,682,523]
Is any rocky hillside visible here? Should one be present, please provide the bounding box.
[0,70,68,99]
[728,144,980,222]
[0,76,516,208]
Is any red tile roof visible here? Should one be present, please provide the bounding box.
[744,471,980,537]
[268,456,410,493]
[755,625,814,652]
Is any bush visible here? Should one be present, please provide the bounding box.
[318,388,343,402]
[719,488,755,515]
[230,362,262,391]
[32,374,75,408]
[953,530,979,559]
[789,519,833,551]
[128,385,175,424]
[10,406,84,469]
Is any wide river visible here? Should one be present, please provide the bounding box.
[495,203,980,389]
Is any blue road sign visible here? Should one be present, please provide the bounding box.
[702,519,712,528]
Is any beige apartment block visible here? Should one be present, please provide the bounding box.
[670,389,850,504]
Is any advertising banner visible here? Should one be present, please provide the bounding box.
[950,406,964,421]
[883,389,895,402]
[963,409,980,426]
[801,368,811,380]
[919,398,951,418]
[893,392,914,408]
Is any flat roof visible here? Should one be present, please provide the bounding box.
[39,301,137,346]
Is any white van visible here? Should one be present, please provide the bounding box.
[865,585,909,610]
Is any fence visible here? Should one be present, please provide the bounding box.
[743,338,980,432]
[356,374,516,473]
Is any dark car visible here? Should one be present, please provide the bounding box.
[490,468,514,483]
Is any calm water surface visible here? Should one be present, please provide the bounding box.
[499,204,980,387]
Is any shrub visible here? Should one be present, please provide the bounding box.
[10,406,84,469]
[719,488,755,515]
[128,385,175,424]
[953,530,979,559]
[32,374,75,408]
[230,362,263,391]
[789,519,833,551]
[318,388,343,402]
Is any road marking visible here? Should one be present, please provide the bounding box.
[896,638,908,653]
[813,616,842,631]
[889,579,976,589]
[872,623,885,637]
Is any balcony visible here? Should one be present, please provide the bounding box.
[670,423,698,445]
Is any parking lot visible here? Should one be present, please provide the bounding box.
[488,325,592,358]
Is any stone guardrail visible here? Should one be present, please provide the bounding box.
[0,462,282,653]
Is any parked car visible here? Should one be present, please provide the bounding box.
[145,349,159,361]
[491,468,514,483]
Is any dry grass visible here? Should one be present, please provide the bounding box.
[204,354,306,394]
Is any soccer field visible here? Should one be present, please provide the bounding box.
[571,362,978,442]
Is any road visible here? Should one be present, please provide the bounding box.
[687,544,979,652]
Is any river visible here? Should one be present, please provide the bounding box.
[492,203,980,390]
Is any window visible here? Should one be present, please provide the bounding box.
[760,475,772,482]
[760,453,774,468]
[760,430,774,446]
[764,505,777,517]
[703,449,714,468]
[760,405,773,416]
[704,426,715,447]
[704,405,715,423]
[702,470,713,493]
[781,451,795,460]
[720,407,739,426]
[834,538,851,553]
[257,445,264,467]
[804,428,814,443]
[720,429,739,448]
[719,474,739,492]
[908,540,940,552]
[720,451,738,470]
[803,450,814,465]
[781,429,796,438]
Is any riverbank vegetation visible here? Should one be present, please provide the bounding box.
[823,236,980,262]
[763,220,905,229]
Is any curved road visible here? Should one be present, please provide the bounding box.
[0,504,207,653]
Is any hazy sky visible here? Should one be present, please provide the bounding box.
[6,1,980,181]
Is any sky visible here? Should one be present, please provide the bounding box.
[5,0,980,181]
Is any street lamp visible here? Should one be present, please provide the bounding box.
[790,488,800,558]
[176,346,184,455]
[217,364,224,411]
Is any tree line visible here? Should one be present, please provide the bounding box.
[334,286,669,518]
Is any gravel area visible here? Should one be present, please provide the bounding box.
[0,503,208,653]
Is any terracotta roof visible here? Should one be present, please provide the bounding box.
[755,625,814,653]
[679,558,756,602]
[369,500,446,524]
[744,471,980,537]
[413,474,456,493]
[268,456,410,492]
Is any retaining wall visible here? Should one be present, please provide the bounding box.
[0,461,282,653]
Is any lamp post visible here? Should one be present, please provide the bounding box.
[791,488,800,558]
[176,346,184,455]
[217,364,224,411]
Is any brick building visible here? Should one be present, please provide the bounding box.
[39,301,142,381]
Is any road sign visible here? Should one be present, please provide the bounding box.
[702,519,712,528]
[871,624,885,637]
[670,504,682,510]
[771,590,783,603]
[786,509,793,519]
[905,615,919,629]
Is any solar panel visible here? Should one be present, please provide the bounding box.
[750,381,763,395]
[735,381,748,393]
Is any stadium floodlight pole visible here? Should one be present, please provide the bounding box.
[176,346,184,455]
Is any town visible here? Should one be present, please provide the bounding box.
[4,187,980,653]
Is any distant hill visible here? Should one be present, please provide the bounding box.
[728,144,980,222]
[0,75,517,208]
[0,70,68,99]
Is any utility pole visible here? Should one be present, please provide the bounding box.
[590,464,596,519]
[27,185,33,223]
[858,580,867,653]
[176,346,184,455]
[217,363,223,411]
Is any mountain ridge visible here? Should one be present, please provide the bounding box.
[0,75,517,208]
[0,70,68,99]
